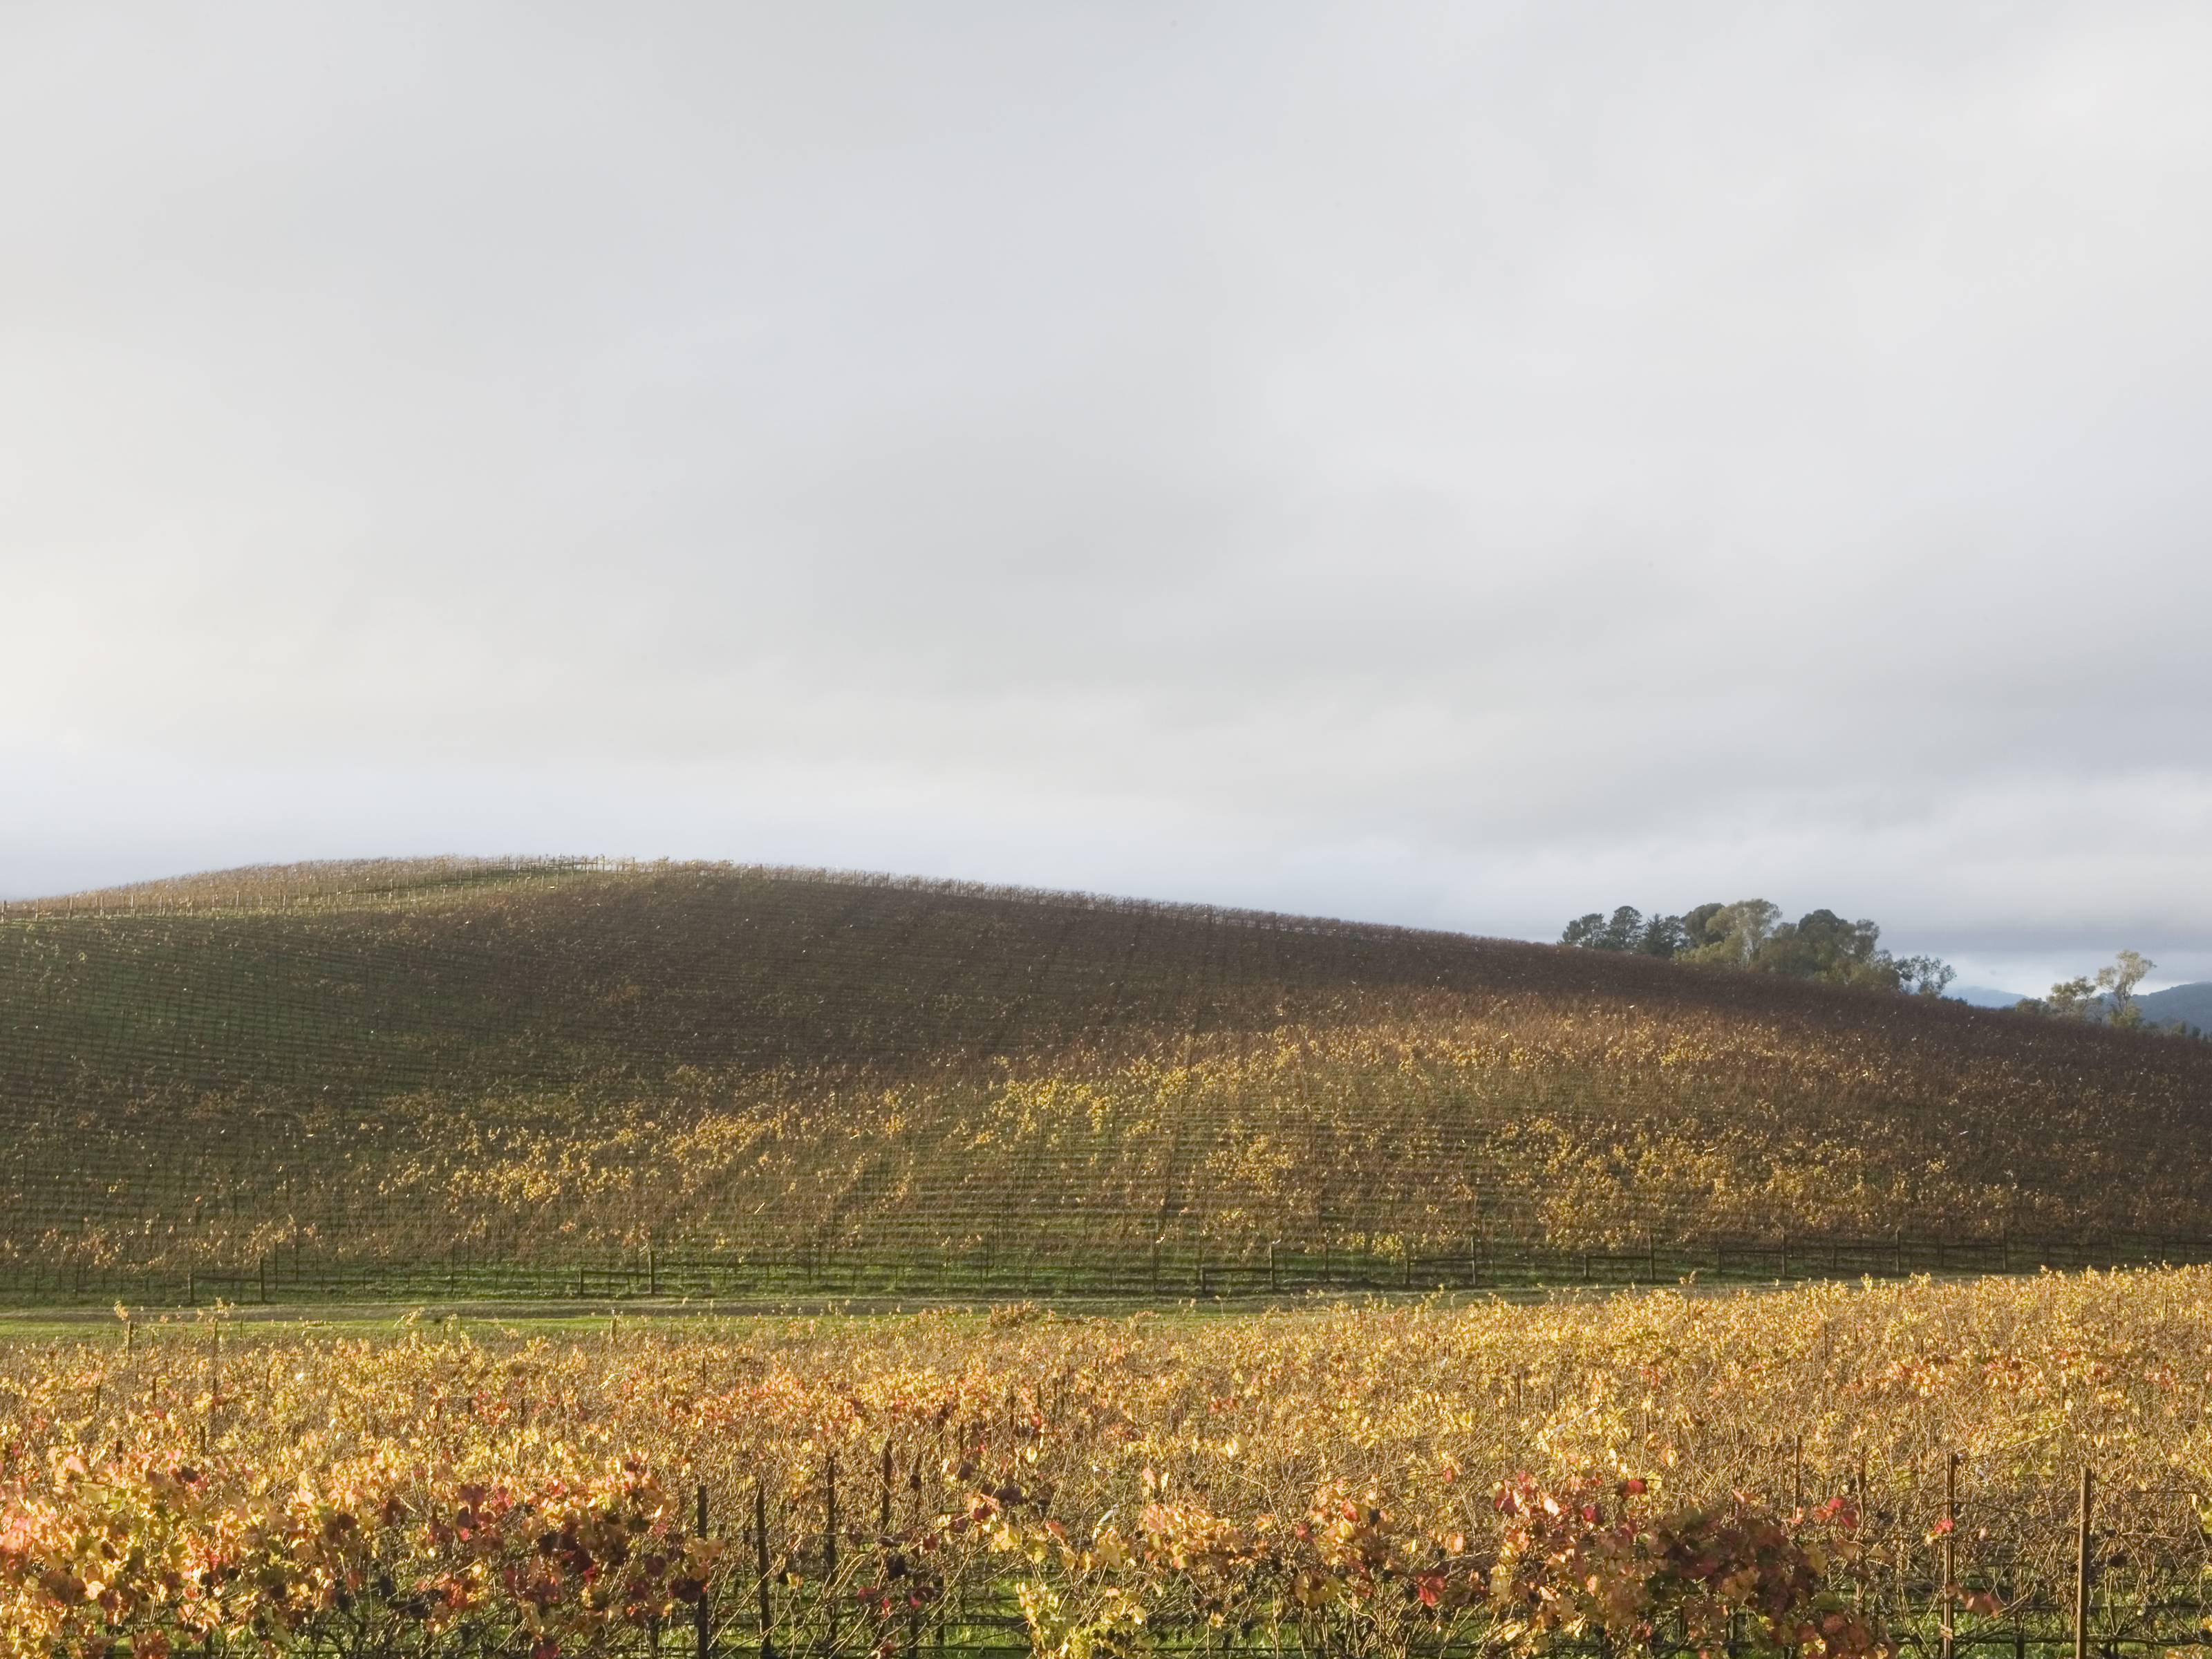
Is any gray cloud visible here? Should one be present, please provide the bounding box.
[5,1,2210,991]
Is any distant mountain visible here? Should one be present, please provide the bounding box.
[1950,979,2211,1031]
[2137,982,2212,1033]
[1949,984,2029,1009]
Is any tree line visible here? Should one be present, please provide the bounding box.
[1560,899,1956,996]
[1562,906,2197,1035]
[2016,949,2164,1028]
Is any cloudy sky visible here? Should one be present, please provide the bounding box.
[5,3,2209,991]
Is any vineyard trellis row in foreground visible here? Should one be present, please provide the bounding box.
[8,1382,2207,1657]
[424,1456,2186,1659]
[9,1271,2212,1657]
[3,1416,2204,1658]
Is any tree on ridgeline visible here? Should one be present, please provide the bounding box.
[1679,899,1783,967]
[1561,906,1655,953]
[1562,897,1956,997]
[2016,949,2154,1025]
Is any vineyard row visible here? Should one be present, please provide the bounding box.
[9,1232,2212,1310]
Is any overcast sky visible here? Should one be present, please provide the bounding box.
[5,3,2210,991]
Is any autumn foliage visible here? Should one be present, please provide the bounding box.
[2,1452,717,1654]
[4,859,2211,1282]
[7,1268,2212,1655]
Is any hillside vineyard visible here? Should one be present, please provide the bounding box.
[3,858,2211,1292]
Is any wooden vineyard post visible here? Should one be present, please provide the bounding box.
[1268,1241,1278,1293]
[880,1437,894,1535]
[825,1451,839,1656]
[1792,1434,1803,1518]
[757,1477,774,1659]
[1780,1230,1790,1282]
[2074,1465,2092,1659]
[695,1484,711,1659]
[905,1451,924,1659]
[1941,1450,1958,1659]
[1647,1231,1657,1284]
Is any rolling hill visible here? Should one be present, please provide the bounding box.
[3,856,2210,1298]
[2139,981,2212,1033]
[1945,980,2211,1029]
[1947,984,2028,1009]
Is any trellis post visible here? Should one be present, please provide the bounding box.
[757,1477,774,1659]
[1941,1450,1958,1659]
[695,1483,711,1659]
[826,1451,840,1655]
[2074,1465,2092,1659]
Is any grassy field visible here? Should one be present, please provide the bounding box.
[5,858,2211,1296]
[5,1268,2209,1655]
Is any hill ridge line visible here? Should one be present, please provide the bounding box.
[9,854,1482,946]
